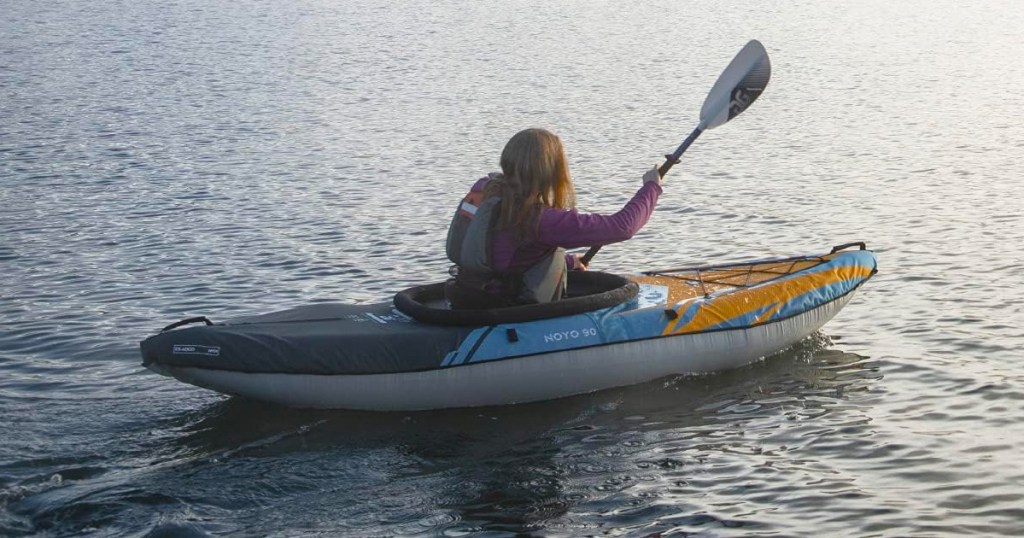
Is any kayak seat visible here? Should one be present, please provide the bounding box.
[443,279,524,310]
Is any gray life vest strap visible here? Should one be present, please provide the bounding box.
[517,246,567,303]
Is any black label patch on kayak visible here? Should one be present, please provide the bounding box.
[172,344,221,357]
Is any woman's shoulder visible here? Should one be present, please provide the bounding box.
[471,172,504,192]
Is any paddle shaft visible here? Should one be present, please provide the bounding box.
[579,126,705,266]
[659,126,704,177]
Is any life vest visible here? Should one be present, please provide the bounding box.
[446,175,567,304]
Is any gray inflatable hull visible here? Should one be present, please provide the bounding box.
[147,293,853,411]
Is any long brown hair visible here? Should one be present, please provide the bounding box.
[485,128,576,239]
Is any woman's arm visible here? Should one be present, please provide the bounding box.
[537,181,663,249]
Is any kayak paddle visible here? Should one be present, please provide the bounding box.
[580,39,772,266]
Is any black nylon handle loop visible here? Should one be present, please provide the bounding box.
[160,316,214,333]
[829,242,867,254]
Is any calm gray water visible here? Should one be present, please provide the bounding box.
[3,0,1023,535]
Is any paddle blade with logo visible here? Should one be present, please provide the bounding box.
[699,40,771,130]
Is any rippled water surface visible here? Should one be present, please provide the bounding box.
[3,0,1024,535]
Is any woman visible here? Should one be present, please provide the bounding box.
[446,128,662,308]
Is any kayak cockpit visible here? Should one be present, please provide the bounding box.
[393,271,639,326]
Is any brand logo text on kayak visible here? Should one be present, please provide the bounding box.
[543,328,598,343]
[172,344,221,356]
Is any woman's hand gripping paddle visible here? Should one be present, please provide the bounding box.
[580,39,772,266]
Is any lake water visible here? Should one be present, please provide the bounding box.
[3,0,1023,535]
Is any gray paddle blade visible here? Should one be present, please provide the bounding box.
[699,40,772,130]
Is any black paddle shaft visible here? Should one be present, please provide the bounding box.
[579,127,704,266]
[658,126,704,177]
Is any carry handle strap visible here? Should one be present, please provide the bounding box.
[829,242,867,254]
[160,316,214,333]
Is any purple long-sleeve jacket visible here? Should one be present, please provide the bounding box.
[466,176,663,272]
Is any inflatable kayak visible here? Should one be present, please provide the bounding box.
[141,243,877,410]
